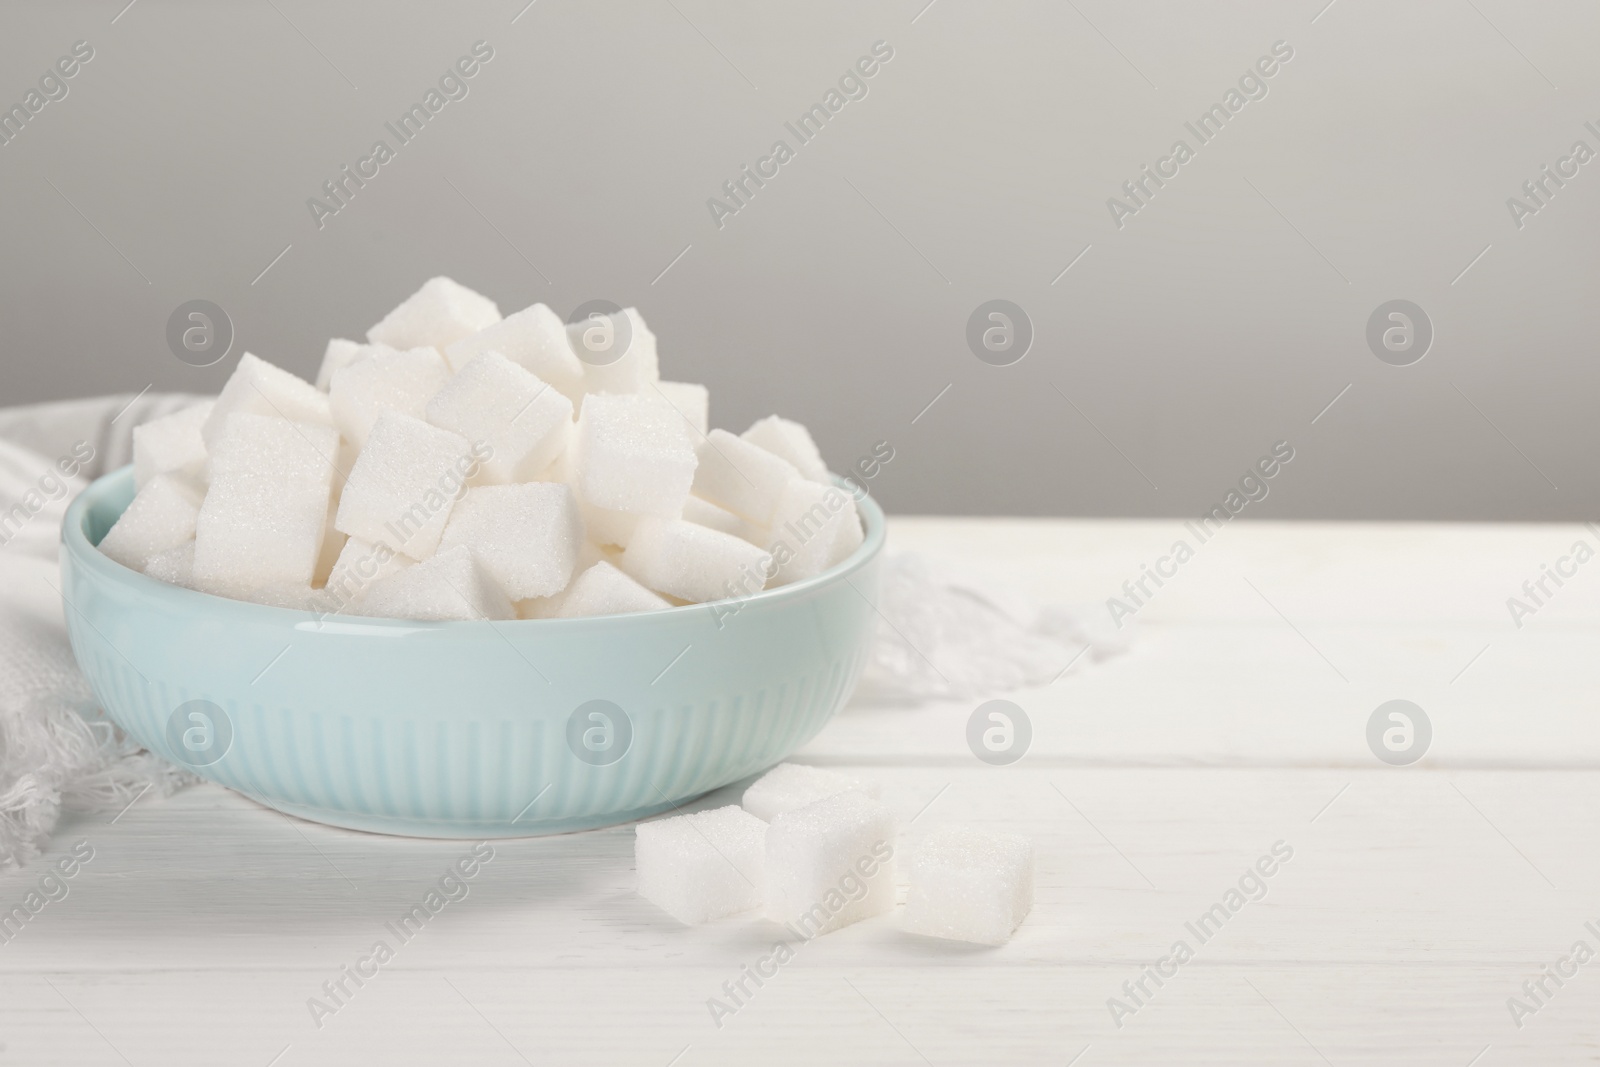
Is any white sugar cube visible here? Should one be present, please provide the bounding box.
[437,482,581,600]
[332,435,361,493]
[569,307,659,395]
[366,276,500,351]
[691,429,800,525]
[681,495,768,546]
[315,338,368,391]
[143,540,195,587]
[328,345,451,448]
[321,537,414,613]
[829,499,865,565]
[132,401,213,489]
[192,415,338,596]
[556,561,670,618]
[765,792,896,936]
[515,594,564,619]
[742,763,881,822]
[533,444,575,488]
[743,415,828,482]
[653,381,708,437]
[513,535,612,616]
[313,504,346,587]
[580,501,644,549]
[334,412,476,560]
[202,353,333,450]
[99,473,202,572]
[577,540,617,569]
[240,583,322,611]
[360,544,513,622]
[573,393,696,517]
[765,480,858,585]
[425,352,573,483]
[619,516,771,604]
[636,805,766,925]
[442,302,585,401]
[903,825,1034,945]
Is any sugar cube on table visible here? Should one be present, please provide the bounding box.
[132,401,213,489]
[765,792,897,936]
[334,411,475,560]
[442,302,585,401]
[691,429,800,526]
[556,561,670,618]
[366,276,500,351]
[573,393,696,518]
[619,517,771,604]
[143,540,195,587]
[98,473,202,572]
[764,479,860,585]
[321,537,414,613]
[569,307,659,395]
[636,805,766,925]
[437,482,581,600]
[202,353,333,450]
[425,352,573,483]
[315,338,368,391]
[742,415,828,483]
[653,381,709,438]
[360,544,513,622]
[681,495,768,547]
[328,345,451,448]
[192,414,338,596]
[902,825,1034,946]
[742,763,881,822]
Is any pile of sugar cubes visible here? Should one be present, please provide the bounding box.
[635,762,1034,945]
[99,277,864,620]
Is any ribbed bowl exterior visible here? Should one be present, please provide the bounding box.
[60,467,884,837]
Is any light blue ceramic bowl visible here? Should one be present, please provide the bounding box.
[60,466,884,837]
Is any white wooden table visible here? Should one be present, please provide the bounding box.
[7,517,1599,1066]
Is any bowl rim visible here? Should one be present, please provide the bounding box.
[62,464,887,630]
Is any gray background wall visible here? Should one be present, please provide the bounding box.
[2,0,1596,519]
